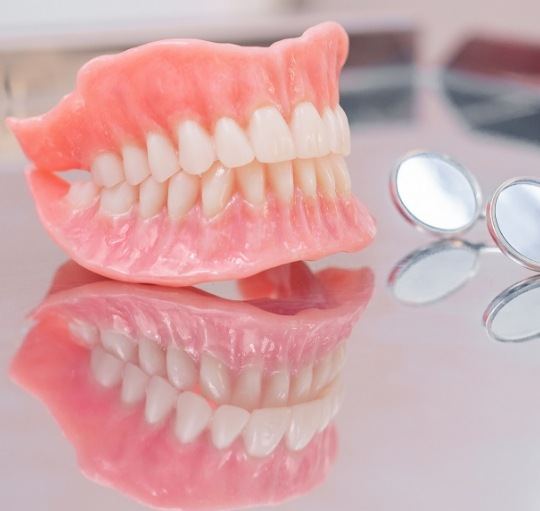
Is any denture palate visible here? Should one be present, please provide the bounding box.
[67,103,352,219]
[76,321,346,457]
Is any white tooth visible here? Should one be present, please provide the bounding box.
[122,145,151,185]
[290,102,329,158]
[139,176,167,218]
[99,182,137,215]
[167,171,199,220]
[318,395,333,432]
[322,107,340,154]
[248,106,295,163]
[177,120,215,175]
[138,337,166,376]
[331,155,352,196]
[231,365,262,410]
[200,353,231,404]
[147,132,179,182]
[91,152,124,188]
[331,378,345,418]
[90,346,123,388]
[214,117,254,168]
[101,329,137,362]
[175,391,212,443]
[201,163,234,218]
[67,181,99,209]
[330,343,346,381]
[236,160,265,206]
[289,365,313,403]
[268,161,293,202]
[166,345,197,390]
[335,105,351,155]
[242,407,291,457]
[293,159,317,198]
[286,400,322,451]
[211,404,250,449]
[315,157,336,198]
[68,320,98,346]
[311,353,333,395]
[262,370,290,407]
[121,362,149,405]
[145,375,177,424]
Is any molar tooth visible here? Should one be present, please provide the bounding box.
[268,161,293,202]
[147,132,179,182]
[335,105,351,155]
[177,120,215,175]
[90,346,123,388]
[242,407,291,458]
[138,337,166,376]
[200,353,231,404]
[139,176,167,218]
[101,329,137,362]
[262,370,290,407]
[121,363,149,405]
[311,353,333,395]
[166,345,197,390]
[67,181,99,209]
[91,152,124,188]
[289,365,313,403]
[145,375,177,424]
[68,320,99,346]
[122,145,151,185]
[231,365,262,410]
[99,181,137,215]
[236,160,265,206]
[211,405,250,449]
[175,391,212,443]
[290,102,329,158]
[248,106,295,163]
[322,107,340,154]
[201,163,234,218]
[331,155,352,196]
[293,159,317,198]
[167,172,199,220]
[286,401,322,451]
[214,117,254,167]
[315,157,337,198]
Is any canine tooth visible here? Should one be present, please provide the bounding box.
[67,181,99,209]
[268,161,294,202]
[215,117,254,167]
[90,346,123,388]
[101,329,137,362]
[68,320,98,346]
[138,337,166,376]
[91,152,124,188]
[315,157,337,198]
[242,407,291,458]
[231,365,262,410]
[167,172,199,220]
[211,405,250,449]
[177,120,215,175]
[286,401,322,451]
[175,391,212,443]
[322,107,340,154]
[330,344,346,381]
[335,105,351,155]
[293,159,317,198]
[139,176,167,218]
[236,160,265,206]
[122,145,151,185]
[289,365,313,403]
[331,155,352,196]
[200,353,231,404]
[318,395,333,432]
[121,363,149,405]
[147,132,179,182]
[262,370,290,407]
[311,353,333,395]
[99,182,137,215]
[248,106,295,163]
[166,345,197,390]
[201,163,234,218]
[145,375,177,424]
[290,102,329,158]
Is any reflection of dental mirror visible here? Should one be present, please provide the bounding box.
[483,276,540,343]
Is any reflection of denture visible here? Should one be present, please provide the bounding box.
[11,261,373,509]
[7,22,375,286]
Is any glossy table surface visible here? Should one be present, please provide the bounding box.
[2,61,540,510]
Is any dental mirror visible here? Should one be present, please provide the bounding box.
[391,152,483,235]
[487,178,540,272]
[483,275,540,342]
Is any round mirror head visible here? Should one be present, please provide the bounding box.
[483,275,540,342]
[388,239,480,305]
[487,178,540,272]
[391,152,483,235]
